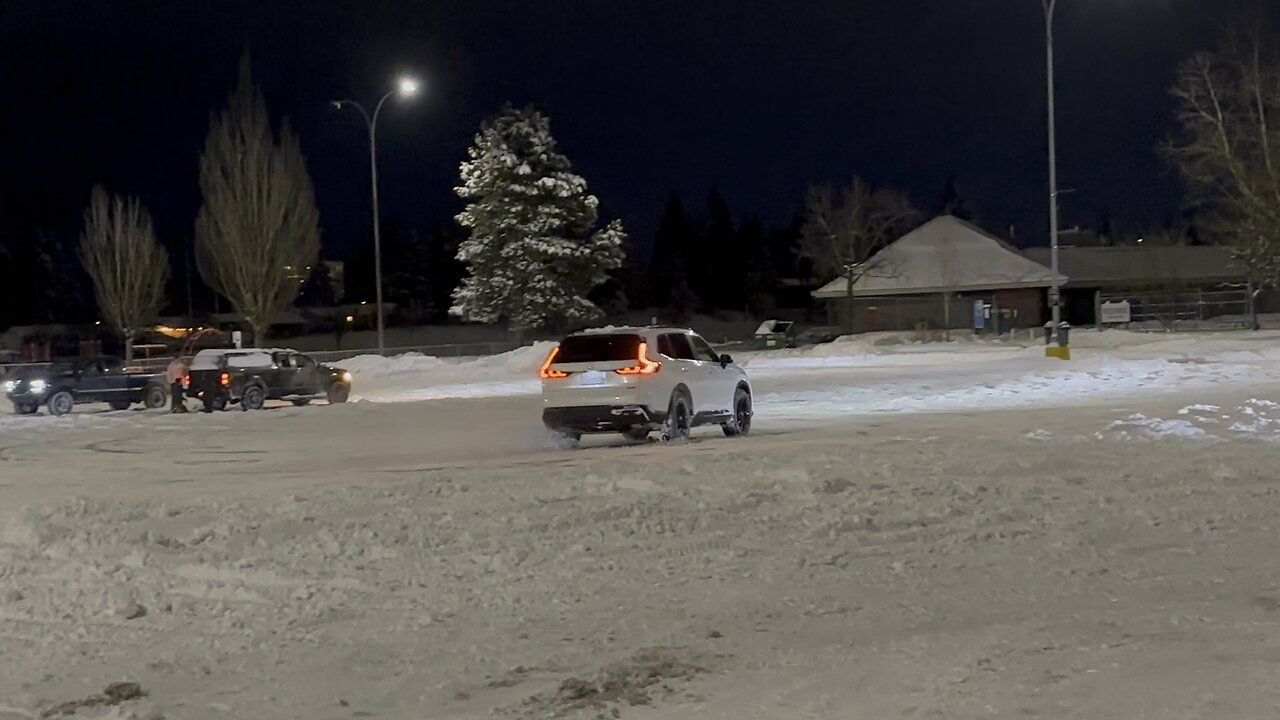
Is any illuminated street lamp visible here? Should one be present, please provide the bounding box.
[332,75,421,356]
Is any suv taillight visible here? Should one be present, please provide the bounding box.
[219,372,231,387]
[539,347,569,379]
[616,342,661,375]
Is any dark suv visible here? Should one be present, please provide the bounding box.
[4,356,169,416]
[185,348,352,412]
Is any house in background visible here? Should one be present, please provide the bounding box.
[811,215,1066,334]
[1021,245,1252,327]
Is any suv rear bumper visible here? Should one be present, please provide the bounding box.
[543,405,666,434]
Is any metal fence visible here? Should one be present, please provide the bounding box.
[1099,287,1252,330]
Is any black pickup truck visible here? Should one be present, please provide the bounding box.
[185,348,352,412]
[4,356,169,415]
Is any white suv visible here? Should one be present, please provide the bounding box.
[540,327,752,442]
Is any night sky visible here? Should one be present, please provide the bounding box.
[0,0,1229,268]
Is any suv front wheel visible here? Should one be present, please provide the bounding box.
[722,386,752,437]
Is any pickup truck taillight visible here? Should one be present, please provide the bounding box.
[219,372,231,387]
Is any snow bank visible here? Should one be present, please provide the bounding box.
[342,341,555,402]
[342,341,555,381]
[1095,399,1280,442]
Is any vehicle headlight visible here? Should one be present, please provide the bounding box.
[1,380,14,393]
[341,371,353,384]
[29,379,47,394]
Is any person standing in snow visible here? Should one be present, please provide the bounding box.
[166,356,189,413]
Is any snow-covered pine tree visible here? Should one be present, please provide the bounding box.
[450,104,627,332]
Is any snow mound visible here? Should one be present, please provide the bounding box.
[1098,400,1280,442]
[340,341,555,402]
[1098,414,1215,441]
[342,341,555,381]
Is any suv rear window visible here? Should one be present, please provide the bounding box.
[556,334,644,363]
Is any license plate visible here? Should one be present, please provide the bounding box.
[580,371,607,386]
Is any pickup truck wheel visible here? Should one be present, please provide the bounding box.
[240,384,266,411]
[12,402,38,415]
[326,384,350,404]
[47,391,75,417]
[108,399,132,412]
[144,383,168,409]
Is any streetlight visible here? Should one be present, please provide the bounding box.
[333,74,421,356]
[1042,0,1064,357]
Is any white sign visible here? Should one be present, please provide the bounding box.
[1100,300,1131,324]
[232,330,243,349]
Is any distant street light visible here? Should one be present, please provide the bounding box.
[332,75,421,356]
[1042,0,1063,352]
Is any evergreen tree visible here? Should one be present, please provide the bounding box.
[647,194,697,309]
[451,104,627,332]
[738,217,775,314]
[935,176,978,221]
[296,259,337,308]
[36,229,92,323]
[692,190,737,309]
[383,227,433,323]
[426,224,467,322]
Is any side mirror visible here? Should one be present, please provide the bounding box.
[719,353,733,368]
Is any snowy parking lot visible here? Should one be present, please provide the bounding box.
[4,330,1280,719]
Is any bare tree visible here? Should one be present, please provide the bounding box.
[1166,18,1280,329]
[79,186,170,362]
[195,56,321,344]
[798,177,918,334]
[934,235,960,341]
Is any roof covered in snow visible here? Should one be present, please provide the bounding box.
[1021,245,1246,287]
[811,216,1067,298]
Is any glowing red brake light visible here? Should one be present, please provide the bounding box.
[539,347,569,379]
[219,371,231,387]
[616,342,661,375]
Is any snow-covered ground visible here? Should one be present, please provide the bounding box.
[3,329,1280,719]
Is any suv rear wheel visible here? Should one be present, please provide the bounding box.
[662,390,692,442]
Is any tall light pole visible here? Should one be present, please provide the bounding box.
[333,76,420,356]
[1042,0,1063,352]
